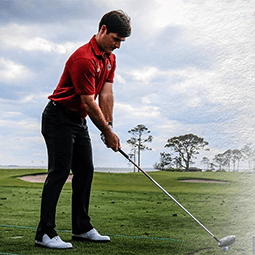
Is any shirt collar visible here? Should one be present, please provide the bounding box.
[90,35,111,59]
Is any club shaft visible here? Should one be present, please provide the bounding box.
[118,148,220,243]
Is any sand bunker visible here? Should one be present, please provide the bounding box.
[19,174,73,183]
[179,179,227,183]
[19,175,226,184]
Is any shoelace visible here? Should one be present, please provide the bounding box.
[52,236,60,241]
[88,229,99,238]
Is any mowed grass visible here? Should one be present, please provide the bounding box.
[0,169,252,254]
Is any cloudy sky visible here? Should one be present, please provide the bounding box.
[0,0,254,168]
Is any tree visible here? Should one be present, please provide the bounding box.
[201,157,210,171]
[154,152,172,170]
[164,134,209,171]
[127,124,153,167]
[213,149,244,172]
[222,149,232,171]
[242,144,255,172]
[213,153,225,171]
[173,156,183,169]
[231,149,243,172]
[128,147,137,172]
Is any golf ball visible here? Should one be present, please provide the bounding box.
[221,246,229,252]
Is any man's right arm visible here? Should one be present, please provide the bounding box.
[80,94,120,151]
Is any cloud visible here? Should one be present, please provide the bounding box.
[130,66,159,83]
[115,74,126,84]
[0,0,100,24]
[115,102,160,121]
[0,0,254,168]
[0,134,44,165]
[0,24,83,55]
[0,58,31,83]
[0,117,40,133]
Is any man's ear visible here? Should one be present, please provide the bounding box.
[100,25,108,34]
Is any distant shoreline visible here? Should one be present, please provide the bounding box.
[0,166,156,173]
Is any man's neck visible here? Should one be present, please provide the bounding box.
[95,34,106,57]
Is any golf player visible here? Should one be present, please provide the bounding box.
[35,10,131,249]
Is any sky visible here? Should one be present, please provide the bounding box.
[0,0,254,168]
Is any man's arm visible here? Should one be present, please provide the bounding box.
[80,93,120,151]
[99,82,114,124]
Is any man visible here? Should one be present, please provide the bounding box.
[35,10,131,249]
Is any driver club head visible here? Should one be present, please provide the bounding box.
[218,235,235,247]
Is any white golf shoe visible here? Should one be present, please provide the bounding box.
[72,228,110,242]
[35,234,73,249]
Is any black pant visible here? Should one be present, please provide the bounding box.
[35,101,94,241]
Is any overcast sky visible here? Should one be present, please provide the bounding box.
[0,0,254,168]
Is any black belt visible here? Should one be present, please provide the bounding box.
[50,100,83,121]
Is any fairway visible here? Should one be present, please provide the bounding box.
[0,169,253,254]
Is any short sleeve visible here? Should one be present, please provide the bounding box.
[106,55,116,83]
[69,58,96,95]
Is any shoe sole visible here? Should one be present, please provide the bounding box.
[72,236,110,243]
[35,242,73,249]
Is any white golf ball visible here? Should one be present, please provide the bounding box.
[221,246,229,252]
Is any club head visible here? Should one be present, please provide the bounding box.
[218,235,235,247]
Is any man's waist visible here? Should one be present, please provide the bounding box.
[50,100,85,119]
[50,100,77,112]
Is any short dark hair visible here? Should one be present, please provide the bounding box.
[99,10,131,38]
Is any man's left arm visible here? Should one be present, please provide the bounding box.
[99,82,114,126]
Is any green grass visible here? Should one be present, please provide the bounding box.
[0,169,253,254]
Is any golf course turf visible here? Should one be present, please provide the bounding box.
[0,168,253,254]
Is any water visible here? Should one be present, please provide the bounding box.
[0,165,157,173]
[95,167,157,173]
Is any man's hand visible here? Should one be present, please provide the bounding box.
[101,130,120,152]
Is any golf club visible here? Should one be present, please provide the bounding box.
[118,148,235,249]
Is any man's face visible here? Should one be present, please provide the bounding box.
[99,26,126,55]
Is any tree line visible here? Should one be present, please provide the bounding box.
[201,144,255,172]
[126,124,254,172]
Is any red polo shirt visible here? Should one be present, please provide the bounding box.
[48,35,116,118]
